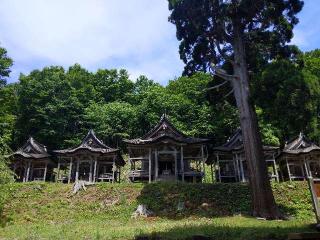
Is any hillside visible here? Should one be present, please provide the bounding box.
[0,182,317,240]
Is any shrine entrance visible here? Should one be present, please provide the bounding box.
[158,153,176,181]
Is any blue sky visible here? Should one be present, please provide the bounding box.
[0,0,319,85]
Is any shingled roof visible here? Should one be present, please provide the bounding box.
[278,132,320,157]
[212,129,279,152]
[12,137,51,159]
[124,114,210,145]
[54,129,119,155]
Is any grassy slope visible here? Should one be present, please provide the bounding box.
[0,182,317,240]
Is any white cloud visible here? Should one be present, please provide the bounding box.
[0,0,184,84]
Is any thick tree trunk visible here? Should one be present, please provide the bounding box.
[231,27,281,219]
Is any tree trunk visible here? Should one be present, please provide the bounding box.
[231,26,281,219]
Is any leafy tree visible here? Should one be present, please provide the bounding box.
[0,84,18,149]
[168,0,304,218]
[0,46,14,183]
[0,46,13,87]
[93,69,135,103]
[84,101,139,147]
[254,60,320,143]
[15,65,95,149]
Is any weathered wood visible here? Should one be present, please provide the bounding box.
[210,164,214,183]
[30,163,34,181]
[23,163,28,182]
[174,150,178,181]
[112,156,116,183]
[93,157,97,183]
[155,148,158,181]
[307,177,320,223]
[26,161,31,182]
[75,158,80,181]
[68,158,73,184]
[43,163,48,181]
[118,166,121,183]
[181,146,184,182]
[89,158,93,182]
[217,154,221,182]
[201,146,205,183]
[56,158,61,182]
[148,148,152,183]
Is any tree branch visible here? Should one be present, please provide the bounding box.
[207,80,229,91]
[210,63,239,81]
[224,89,234,98]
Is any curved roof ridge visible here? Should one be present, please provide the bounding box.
[284,132,316,151]
[54,129,119,154]
[125,114,210,145]
[142,114,189,140]
[12,136,51,159]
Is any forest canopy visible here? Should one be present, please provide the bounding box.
[0,47,320,152]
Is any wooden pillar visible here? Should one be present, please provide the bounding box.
[89,157,93,182]
[56,157,61,182]
[23,162,28,182]
[112,156,116,183]
[26,161,31,182]
[286,157,292,181]
[93,156,97,183]
[12,163,17,180]
[216,154,221,182]
[118,166,121,183]
[30,163,34,181]
[181,146,184,182]
[235,154,241,181]
[76,158,80,181]
[43,162,48,181]
[148,148,152,183]
[201,145,205,183]
[273,154,279,182]
[304,155,310,178]
[174,150,178,181]
[68,158,73,184]
[210,163,214,183]
[155,148,158,181]
[239,156,245,182]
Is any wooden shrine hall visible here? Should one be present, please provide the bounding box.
[10,137,55,182]
[276,133,320,181]
[207,130,280,183]
[54,130,125,183]
[124,114,209,183]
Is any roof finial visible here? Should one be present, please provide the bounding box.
[161,109,168,120]
[299,132,303,138]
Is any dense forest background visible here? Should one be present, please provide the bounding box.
[1,47,320,153]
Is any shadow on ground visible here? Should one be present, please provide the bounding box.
[134,219,317,240]
[136,182,302,219]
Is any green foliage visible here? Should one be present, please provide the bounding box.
[1,46,318,151]
[168,0,303,74]
[9,67,242,150]
[85,101,139,146]
[0,46,13,86]
[253,59,320,143]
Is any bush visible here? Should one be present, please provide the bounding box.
[0,156,14,185]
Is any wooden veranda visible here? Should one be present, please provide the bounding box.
[10,137,55,182]
[124,114,209,183]
[54,130,125,183]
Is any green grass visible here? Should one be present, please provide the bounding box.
[0,181,317,240]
